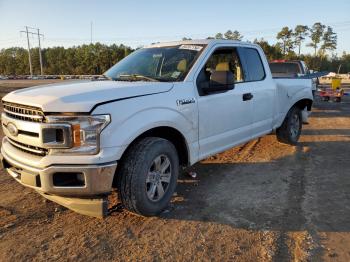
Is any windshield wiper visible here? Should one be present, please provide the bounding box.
[116,74,159,82]
[102,74,113,80]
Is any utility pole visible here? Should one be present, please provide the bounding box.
[337,64,342,74]
[37,28,43,75]
[20,26,44,76]
[90,21,93,44]
[23,26,33,77]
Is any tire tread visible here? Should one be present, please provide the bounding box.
[276,106,302,145]
[117,137,178,215]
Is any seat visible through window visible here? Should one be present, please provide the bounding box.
[205,49,244,82]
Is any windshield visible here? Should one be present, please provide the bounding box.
[104,45,205,82]
[269,62,301,74]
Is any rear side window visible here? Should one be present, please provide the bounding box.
[241,48,265,81]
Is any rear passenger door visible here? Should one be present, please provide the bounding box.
[238,47,275,138]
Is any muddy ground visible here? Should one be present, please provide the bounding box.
[0,80,349,261]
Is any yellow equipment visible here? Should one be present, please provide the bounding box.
[331,78,341,90]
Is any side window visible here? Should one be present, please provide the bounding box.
[196,48,245,96]
[203,48,244,83]
[241,48,265,81]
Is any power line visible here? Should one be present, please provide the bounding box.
[20,26,33,77]
[20,26,44,76]
[7,19,350,55]
[37,28,44,75]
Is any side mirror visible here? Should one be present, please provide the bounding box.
[201,70,234,94]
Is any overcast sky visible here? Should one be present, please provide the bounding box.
[0,0,349,55]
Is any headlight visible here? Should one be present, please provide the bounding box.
[45,114,111,155]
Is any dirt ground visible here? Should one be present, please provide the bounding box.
[0,80,349,262]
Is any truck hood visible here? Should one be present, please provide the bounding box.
[3,80,173,112]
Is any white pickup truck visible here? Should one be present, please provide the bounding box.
[0,40,313,217]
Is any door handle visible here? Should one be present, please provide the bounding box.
[243,93,253,101]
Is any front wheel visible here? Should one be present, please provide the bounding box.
[117,137,179,216]
[276,106,302,145]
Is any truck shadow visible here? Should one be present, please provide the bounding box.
[301,129,350,137]
[161,136,350,234]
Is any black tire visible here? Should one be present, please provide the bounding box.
[276,106,302,145]
[117,137,179,216]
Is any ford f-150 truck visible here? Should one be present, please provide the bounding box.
[0,40,313,217]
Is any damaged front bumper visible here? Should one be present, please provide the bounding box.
[0,147,117,218]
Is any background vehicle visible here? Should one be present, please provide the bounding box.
[0,40,313,217]
[269,60,319,96]
[269,60,309,78]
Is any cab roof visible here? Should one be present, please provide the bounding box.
[145,39,259,49]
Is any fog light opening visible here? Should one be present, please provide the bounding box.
[53,172,85,187]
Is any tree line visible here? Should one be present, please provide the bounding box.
[0,43,133,75]
[0,22,349,75]
[201,22,337,57]
[184,22,345,72]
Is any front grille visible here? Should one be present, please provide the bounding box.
[7,137,48,156]
[3,102,45,123]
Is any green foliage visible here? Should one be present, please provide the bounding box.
[212,30,243,41]
[0,43,133,75]
[276,27,294,55]
[0,24,346,75]
[0,47,29,75]
[321,26,337,53]
[293,25,309,55]
[253,38,283,60]
[211,24,344,72]
[214,33,224,39]
[308,22,326,56]
[224,30,243,41]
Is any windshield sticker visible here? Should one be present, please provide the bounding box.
[179,45,203,51]
[171,71,181,78]
[153,54,163,58]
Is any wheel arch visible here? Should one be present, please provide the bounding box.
[275,98,313,129]
[113,126,190,188]
[293,98,313,111]
[119,126,190,168]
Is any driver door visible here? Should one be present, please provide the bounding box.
[196,47,253,159]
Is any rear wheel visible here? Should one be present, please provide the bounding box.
[117,137,179,216]
[276,106,302,145]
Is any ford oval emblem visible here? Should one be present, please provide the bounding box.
[7,122,18,136]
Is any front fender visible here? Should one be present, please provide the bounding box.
[105,107,195,147]
[93,94,197,161]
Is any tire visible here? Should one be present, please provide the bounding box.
[276,106,302,145]
[117,137,179,216]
